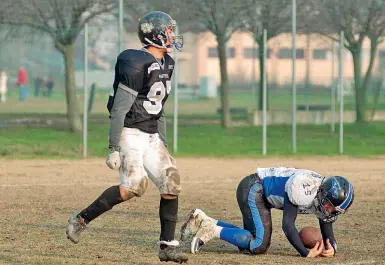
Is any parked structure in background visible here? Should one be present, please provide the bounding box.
[123,32,385,89]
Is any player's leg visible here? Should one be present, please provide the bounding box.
[216,220,240,229]
[236,173,272,254]
[181,209,240,241]
[188,174,272,254]
[143,133,187,263]
[180,208,243,253]
[66,128,147,244]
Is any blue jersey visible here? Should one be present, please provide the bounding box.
[257,167,325,216]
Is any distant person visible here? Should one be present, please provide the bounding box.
[34,76,43,97]
[0,70,8,103]
[17,67,28,101]
[42,76,48,96]
[46,76,54,97]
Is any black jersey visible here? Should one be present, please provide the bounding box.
[107,49,174,134]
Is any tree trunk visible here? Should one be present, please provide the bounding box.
[351,48,367,123]
[217,36,231,129]
[361,39,379,120]
[60,43,83,134]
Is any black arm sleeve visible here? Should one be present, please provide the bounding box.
[282,193,309,257]
[319,219,337,254]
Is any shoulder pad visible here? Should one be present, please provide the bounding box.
[285,170,320,206]
[117,49,155,71]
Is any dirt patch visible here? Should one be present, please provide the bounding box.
[0,157,384,265]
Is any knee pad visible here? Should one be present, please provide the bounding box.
[121,177,148,198]
[162,167,181,195]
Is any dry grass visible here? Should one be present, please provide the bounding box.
[0,157,384,265]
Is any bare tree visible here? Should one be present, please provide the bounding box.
[170,0,248,129]
[121,1,198,35]
[1,0,116,133]
[313,0,385,123]
[243,0,292,111]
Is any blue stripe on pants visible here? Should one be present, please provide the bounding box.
[247,182,264,249]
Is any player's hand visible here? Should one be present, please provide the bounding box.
[106,151,121,170]
[307,241,324,258]
[321,239,335,258]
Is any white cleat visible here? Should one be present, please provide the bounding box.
[180,209,217,254]
[66,213,87,244]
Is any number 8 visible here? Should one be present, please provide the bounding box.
[143,80,171,115]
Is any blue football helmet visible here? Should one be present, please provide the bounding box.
[316,176,354,221]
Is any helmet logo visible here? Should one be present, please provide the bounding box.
[141,23,154,33]
[329,178,341,199]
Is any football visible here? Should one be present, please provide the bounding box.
[299,226,322,249]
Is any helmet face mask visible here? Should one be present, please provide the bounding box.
[316,176,354,221]
[138,11,183,53]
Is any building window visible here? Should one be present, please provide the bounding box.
[208,47,218,58]
[313,49,327,60]
[208,47,235,58]
[244,48,271,59]
[278,48,304,59]
[228,47,235,58]
[379,50,385,59]
[296,49,305,59]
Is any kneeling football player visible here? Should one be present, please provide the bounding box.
[181,167,354,258]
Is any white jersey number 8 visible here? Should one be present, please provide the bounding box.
[143,80,171,115]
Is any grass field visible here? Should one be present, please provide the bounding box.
[1,122,385,158]
[1,86,385,158]
[2,87,385,116]
[0,157,384,265]
[1,89,385,264]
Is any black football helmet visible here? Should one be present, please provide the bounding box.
[138,11,183,52]
[316,176,354,220]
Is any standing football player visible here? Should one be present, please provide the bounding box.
[66,11,188,263]
[181,167,354,258]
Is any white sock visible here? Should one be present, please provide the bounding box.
[214,225,223,238]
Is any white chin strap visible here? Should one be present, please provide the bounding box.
[144,37,167,50]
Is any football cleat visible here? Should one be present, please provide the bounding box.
[158,240,188,263]
[180,209,217,253]
[66,213,87,244]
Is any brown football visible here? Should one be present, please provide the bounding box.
[299,226,322,249]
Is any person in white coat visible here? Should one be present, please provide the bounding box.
[0,70,8,103]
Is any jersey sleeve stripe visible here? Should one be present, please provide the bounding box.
[118,82,138,96]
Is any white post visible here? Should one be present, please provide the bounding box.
[118,0,123,52]
[252,40,257,104]
[331,41,336,132]
[292,0,297,153]
[83,23,88,158]
[173,25,180,153]
[262,29,267,156]
[339,31,344,154]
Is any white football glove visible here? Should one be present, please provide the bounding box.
[106,151,121,170]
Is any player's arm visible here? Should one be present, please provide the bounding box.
[157,110,167,148]
[109,86,136,150]
[282,192,310,257]
[319,219,337,257]
[109,60,143,152]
